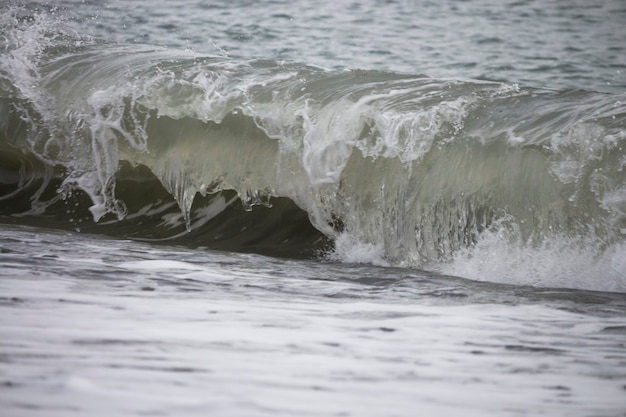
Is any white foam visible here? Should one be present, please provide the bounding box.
[117,259,206,271]
[328,232,389,267]
[440,227,626,293]
[2,224,625,417]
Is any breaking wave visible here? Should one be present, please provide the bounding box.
[1,9,625,291]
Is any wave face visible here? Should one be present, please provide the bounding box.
[1,10,625,291]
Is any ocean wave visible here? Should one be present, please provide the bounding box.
[1,9,625,291]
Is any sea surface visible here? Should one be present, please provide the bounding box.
[1,0,626,416]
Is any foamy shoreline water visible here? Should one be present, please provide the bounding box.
[1,224,626,416]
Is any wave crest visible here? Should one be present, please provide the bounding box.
[1,10,625,291]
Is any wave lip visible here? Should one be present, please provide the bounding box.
[1,9,625,292]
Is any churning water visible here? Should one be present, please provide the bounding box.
[1,1,625,415]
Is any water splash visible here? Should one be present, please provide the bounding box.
[1,9,625,292]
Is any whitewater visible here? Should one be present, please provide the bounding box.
[1,0,625,416]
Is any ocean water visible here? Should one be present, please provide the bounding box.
[1,0,626,415]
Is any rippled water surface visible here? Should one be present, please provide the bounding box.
[39,0,626,92]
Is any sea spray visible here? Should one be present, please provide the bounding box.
[1,9,625,291]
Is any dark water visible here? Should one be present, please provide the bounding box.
[1,1,626,415]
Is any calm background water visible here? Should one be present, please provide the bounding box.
[55,0,626,92]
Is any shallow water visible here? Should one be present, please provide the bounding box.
[1,224,626,416]
[1,0,626,415]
